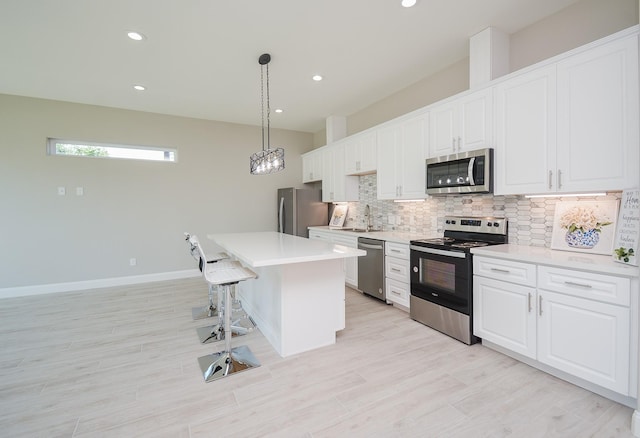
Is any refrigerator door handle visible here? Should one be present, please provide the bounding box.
[279,196,285,233]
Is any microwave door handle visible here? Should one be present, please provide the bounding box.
[467,157,475,185]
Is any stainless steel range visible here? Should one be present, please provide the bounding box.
[409,216,508,344]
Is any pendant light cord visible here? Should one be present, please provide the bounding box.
[260,63,265,152]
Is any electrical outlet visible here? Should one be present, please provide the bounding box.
[129,258,137,266]
[76,187,84,196]
[57,186,66,196]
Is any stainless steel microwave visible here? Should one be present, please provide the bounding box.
[425,148,493,195]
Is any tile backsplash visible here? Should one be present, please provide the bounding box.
[343,174,621,247]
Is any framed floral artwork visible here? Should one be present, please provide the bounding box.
[551,199,619,255]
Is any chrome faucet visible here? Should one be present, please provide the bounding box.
[364,204,372,231]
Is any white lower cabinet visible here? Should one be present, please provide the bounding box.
[384,242,410,309]
[309,230,358,288]
[537,289,630,394]
[473,256,634,397]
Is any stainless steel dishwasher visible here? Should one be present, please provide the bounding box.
[357,237,385,301]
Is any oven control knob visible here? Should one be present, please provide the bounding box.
[412,266,418,273]
[487,222,492,227]
[451,220,456,224]
[493,222,500,227]
[445,219,450,224]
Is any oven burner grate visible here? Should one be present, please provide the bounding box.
[451,241,490,248]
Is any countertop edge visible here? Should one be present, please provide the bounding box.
[471,244,639,278]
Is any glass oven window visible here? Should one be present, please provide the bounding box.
[420,258,455,291]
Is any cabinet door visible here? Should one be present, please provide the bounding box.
[322,144,358,202]
[473,276,537,359]
[429,103,457,156]
[494,65,557,195]
[376,124,402,199]
[556,35,639,193]
[458,88,493,152]
[398,114,429,199]
[302,149,323,183]
[537,290,630,394]
[344,138,359,175]
[357,131,377,174]
[386,277,410,308]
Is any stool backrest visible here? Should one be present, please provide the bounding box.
[184,232,207,273]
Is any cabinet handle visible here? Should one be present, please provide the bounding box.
[391,290,401,296]
[391,249,401,253]
[457,136,462,151]
[539,295,543,316]
[564,281,593,289]
[391,268,401,273]
[528,292,532,313]
[452,137,456,151]
[490,268,510,273]
[548,170,553,189]
[557,169,562,189]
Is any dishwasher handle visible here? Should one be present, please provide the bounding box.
[358,242,384,250]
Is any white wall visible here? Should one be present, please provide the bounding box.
[0,94,313,289]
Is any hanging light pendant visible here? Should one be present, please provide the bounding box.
[250,53,285,175]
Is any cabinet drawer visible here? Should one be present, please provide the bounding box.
[473,256,537,287]
[309,231,331,241]
[386,277,410,307]
[332,235,358,248]
[385,256,409,282]
[538,266,630,306]
[385,242,409,260]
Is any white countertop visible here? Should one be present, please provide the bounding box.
[208,231,366,268]
[308,226,435,244]
[471,244,640,277]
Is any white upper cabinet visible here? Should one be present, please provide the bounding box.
[429,88,493,157]
[496,31,639,195]
[377,112,429,200]
[555,35,639,193]
[322,143,359,202]
[345,131,377,175]
[302,147,324,183]
[494,65,557,195]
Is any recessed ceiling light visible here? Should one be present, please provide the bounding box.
[127,31,145,41]
[133,85,146,91]
[312,75,323,81]
[274,108,283,113]
[401,0,417,7]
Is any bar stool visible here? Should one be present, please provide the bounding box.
[188,234,257,344]
[196,260,261,382]
[184,233,228,320]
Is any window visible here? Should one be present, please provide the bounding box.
[47,138,177,162]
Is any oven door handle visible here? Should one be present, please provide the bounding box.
[410,245,467,259]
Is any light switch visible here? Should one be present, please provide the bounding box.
[76,187,84,196]
[57,187,66,196]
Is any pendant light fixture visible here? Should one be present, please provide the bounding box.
[250,53,285,175]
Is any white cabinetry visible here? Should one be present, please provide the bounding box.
[555,35,639,193]
[429,88,493,157]
[302,148,324,183]
[308,229,358,288]
[345,131,377,175]
[377,113,429,200]
[537,266,630,394]
[474,255,634,396]
[494,65,557,195]
[322,143,359,202]
[473,258,537,359]
[495,32,639,195]
[384,242,410,309]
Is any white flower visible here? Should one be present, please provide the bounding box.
[559,205,611,232]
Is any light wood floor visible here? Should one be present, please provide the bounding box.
[0,277,636,437]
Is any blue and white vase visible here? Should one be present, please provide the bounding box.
[565,229,600,249]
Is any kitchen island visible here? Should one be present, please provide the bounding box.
[207,231,365,357]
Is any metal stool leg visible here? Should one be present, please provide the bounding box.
[196,284,255,343]
[197,284,260,382]
[191,284,219,320]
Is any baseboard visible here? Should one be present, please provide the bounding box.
[0,269,201,299]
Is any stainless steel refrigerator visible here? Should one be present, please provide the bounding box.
[277,188,328,237]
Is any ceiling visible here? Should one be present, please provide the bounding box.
[0,0,580,133]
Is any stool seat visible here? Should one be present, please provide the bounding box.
[204,261,257,285]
